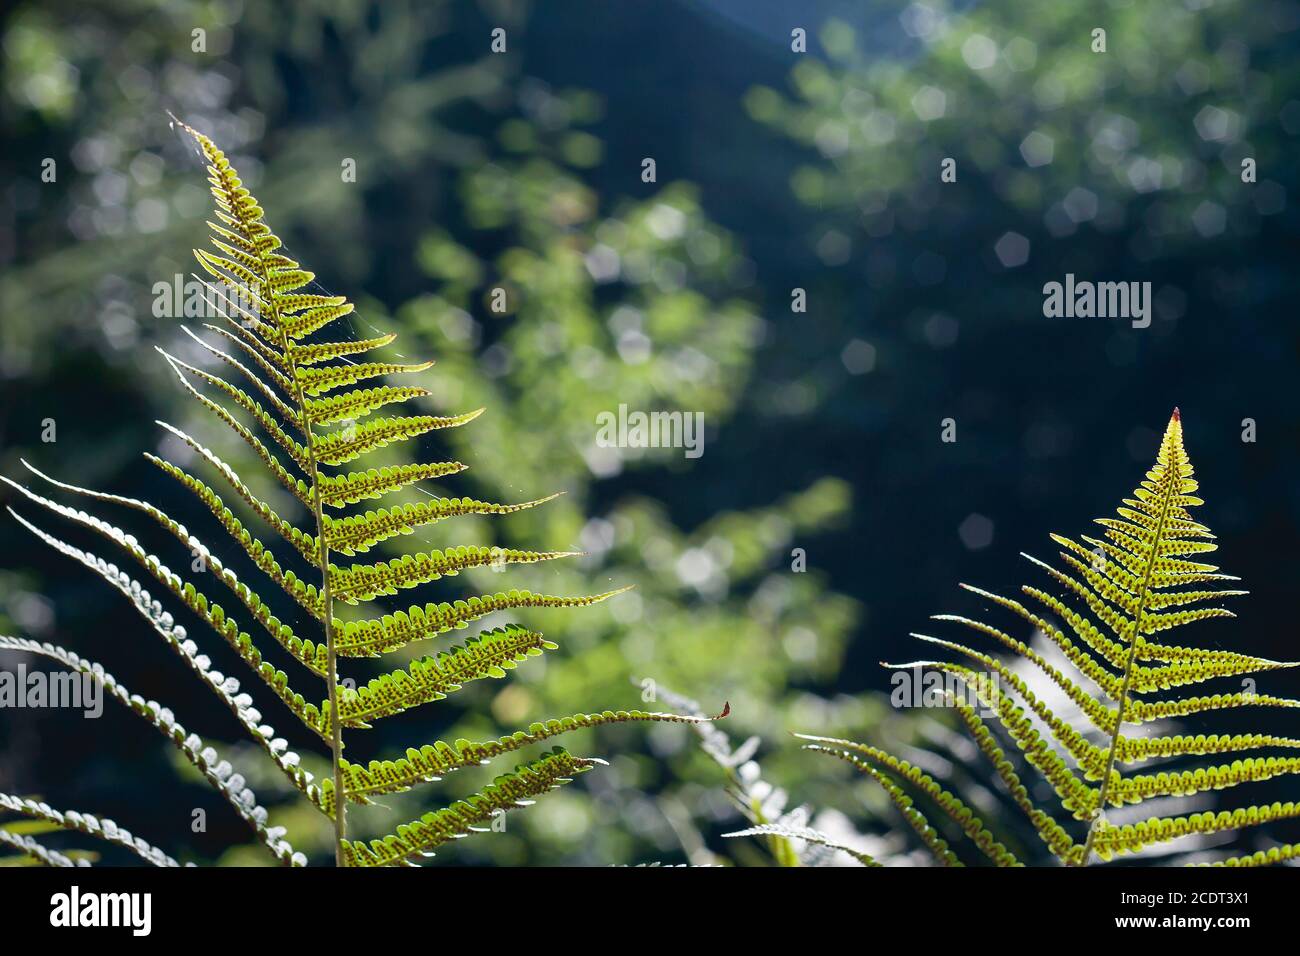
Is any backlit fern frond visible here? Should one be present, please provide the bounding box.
[807,410,1300,866]
[2,120,715,866]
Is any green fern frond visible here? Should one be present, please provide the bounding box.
[333,587,629,657]
[3,120,698,866]
[328,625,554,730]
[322,493,560,556]
[807,410,1300,866]
[317,461,468,508]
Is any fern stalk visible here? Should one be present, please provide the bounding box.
[281,329,347,864]
[1077,406,1184,866]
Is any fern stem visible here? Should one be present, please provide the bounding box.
[283,351,347,866]
[1077,444,1179,865]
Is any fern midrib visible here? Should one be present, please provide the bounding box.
[1078,464,1177,865]
[281,319,348,866]
[213,154,348,864]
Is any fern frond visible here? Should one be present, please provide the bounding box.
[0,829,79,868]
[330,625,553,730]
[722,824,880,866]
[333,587,629,657]
[329,545,578,605]
[318,461,467,508]
[0,793,179,867]
[7,508,326,805]
[326,708,722,812]
[341,749,594,866]
[0,636,303,865]
[323,493,560,556]
[805,409,1300,866]
[5,121,689,866]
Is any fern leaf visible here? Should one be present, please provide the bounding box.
[288,333,396,366]
[322,493,560,556]
[327,707,721,811]
[0,636,303,865]
[333,587,629,657]
[1194,843,1300,868]
[1092,803,1300,861]
[280,299,354,339]
[0,793,179,867]
[296,360,435,396]
[330,625,552,729]
[341,749,594,866]
[722,824,880,866]
[318,461,467,508]
[805,409,1300,866]
[329,546,578,605]
[310,410,482,467]
[4,121,685,867]
[0,829,79,868]
[304,385,431,426]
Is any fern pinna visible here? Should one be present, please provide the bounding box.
[798,410,1300,867]
[0,121,714,867]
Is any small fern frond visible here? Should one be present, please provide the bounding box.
[722,824,881,867]
[805,410,1298,866]
[0,636,302,865]
[322,493,560,557]
[333,588,628,658]
[317,461,469,509]
[341,749,595,867]
[325,708,723,813]
[0,829,79,868]
[328,625,553,730]
[0,794,179,867]
[5,510,325,810]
